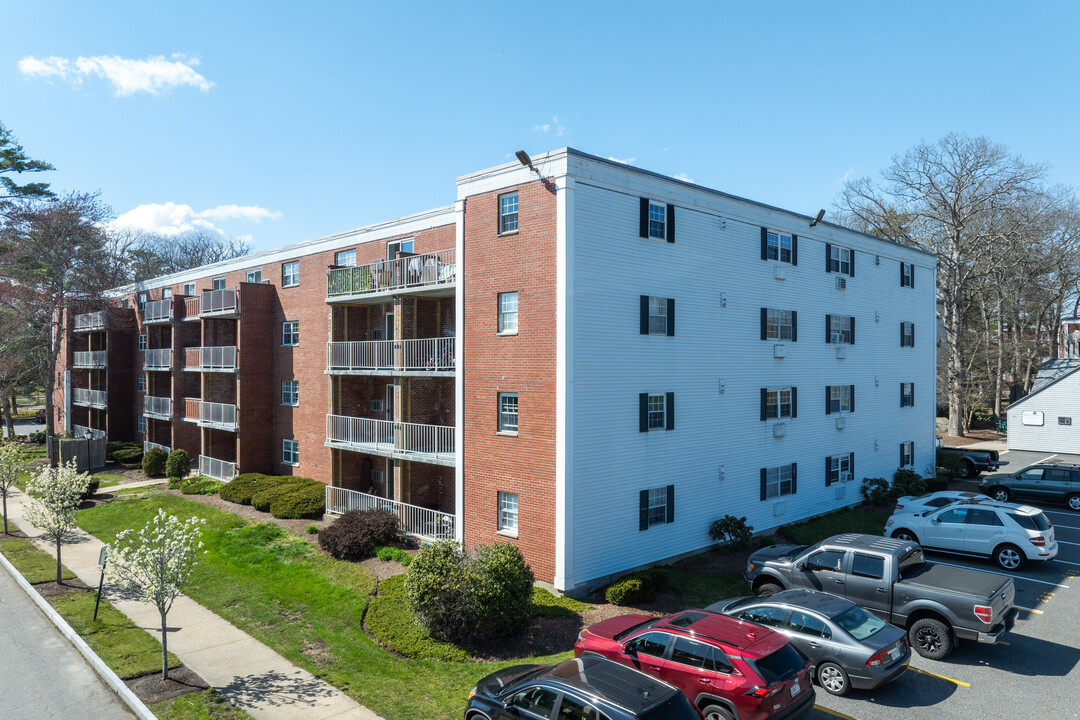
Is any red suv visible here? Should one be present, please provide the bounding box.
[574,609,814,720]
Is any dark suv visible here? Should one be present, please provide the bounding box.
[980,464,1080,512]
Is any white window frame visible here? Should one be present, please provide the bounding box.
[498,392,518,434]
[829,454,852,483]
[830,385,852,414]
[901,441,914,468]
[767,230,793,264]
[137,374,146,393]
[137,415,146,434]
[498,491,519,535]
[901,321,914,347]
[901,262,914,287]
[828,315,853,344]
[334,249,357,267]
[647,394,665,430]
[829,245,851,274]
[138,293,147,312]
[766,464,795,499]
[282,439,299,465]
[498,291,519,334]
[162,288,172,300]
[499,192,519,234]
[281,380,299,406]
[901,383,914,407]
[246,268,263,283]
[282,261,300,288]
[648,202,667,240]
[138,334,147,351]
[648,296,668,335]
[211,276,226,291]
[766,387,793,419]
[282,321,299,347]
[183,282,195,296]
[767,309,793,340]
[646,486,668,526]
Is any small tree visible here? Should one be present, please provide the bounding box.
[164,449,190,479]
[0,442,24,534]
[22,460,90,583]
[106,509,206,681]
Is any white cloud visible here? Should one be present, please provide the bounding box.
[18,53,212,96]
[838,168,854,183]
[532,123,550,133]
[673,172,696,184]
[110,202,281,237]
[532,115,567,137]
[607,156,636,165]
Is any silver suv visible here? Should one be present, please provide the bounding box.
[980,464,1080,512]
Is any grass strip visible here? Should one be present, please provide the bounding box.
[779,507,888,545]
[532,587,592,618]
[0,522,78,583]
[150,689,254,719]
[366,574,470,661]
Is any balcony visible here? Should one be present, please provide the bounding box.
[144,441,172,454]
[143,299,173,324]
[199,456,237,482]
[179,296,201,322]
[198,401,238,432]
[74,311,106,332]
[326,487,455,542]
[143,395,172,420]
[73,388,107,409]
[184,346,238,372]
[72,424,105,440]
[326,248,456,303]
[326,338,454,375]
[183,397,200,422]
[143,348,173,371]
[325,415,455,467]
[199,288,239,318]
[73,351,107,369]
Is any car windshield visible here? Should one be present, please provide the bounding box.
[722,596,760,612]
[614,617,664,642]
[747,644,806,684]
[832,605,887,641]
[1008,512,1051,532]
[497,667,548,696]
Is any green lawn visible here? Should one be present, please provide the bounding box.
[778,507,888,545]
[150,690,253,719]
[92,473,126,489]
[0,536,78,583]
[79,491,569,720]
[660,568,747,608]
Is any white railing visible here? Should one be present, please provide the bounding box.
[326,337,455,372]
[74,311,106,331]
[143,441,171,454]
[200,346,238,371]
[143,395,172,419]
[325,486,456,541]
[200,401,238,431]
[72,424,106,440]
[73,351,107,369]
[143,298,173,323]
[200,288,238,315]
[199,456,237,482]
[143,348,172,370]
[326,415,455,462]
[73,388,107,408]
[327,248,456,298]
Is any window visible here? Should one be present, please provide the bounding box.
[246,268,262,283]
[498,392,518,433]
[766,230,793,263]
[900,441,914,468]
[138,293,147,312]
[508,687,557,717]
[498,491,518,534]
[499,192,519,234]
[788,611,831,638]
[901,321,915,347]
[138,334,147,351]
[739,606,787,628]
[901,262,915,288]
[647,394,665,429]
[670,637,714,669]
[638,485,674,531]
[137,374,146,393]
[641,296,675,336]
[763,464,796,499]
[282,321,299,346]
[282,261,299,287]
[828,244,852,275]
[647,486,667,526]
[851,553,884,579]
[183,283,195,296]
[827,453,853,485]
[624,631,670,658]
[1060,417,1073,426]
[282,439,299,465]
[648,202,667,240]
[900,382,914,407]
[807,549,845,572]
[210,276,225,290]
[764,387,794,420]
[826,314,854,344]
[281,380,298,406]
[967,509,1004,527]
[556,696,602,720]
[162,288,172,300]
[766,309,795,341]
[334,249,356,267]
[498,292,518,334]
[639,392,674,432]
[137,416,145,433]
[827,385,854,414]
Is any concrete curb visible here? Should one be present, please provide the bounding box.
[0,550,157,720]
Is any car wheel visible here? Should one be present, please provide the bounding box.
[995,543,1026,570]
[817,662,850,696]
[1067,493,1080,512]
[909,618,953,660]
[989,486,1010,502]
[701,704,736,720]
[755,581,782,597]
[963,460,979,479]
[891,529,919,544]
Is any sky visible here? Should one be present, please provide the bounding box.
[3,1,1079,253]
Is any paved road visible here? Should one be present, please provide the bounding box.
[10,420,44,437]
[0,567,138,720]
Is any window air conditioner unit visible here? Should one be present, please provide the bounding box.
[773,344,786,358]
[773,422,787,438]
[839,471,852,483]
[835,276,847,290]
[774,265,787,280]
[836,416,847,429]
[836,345,847,359]
[370,399,384,411]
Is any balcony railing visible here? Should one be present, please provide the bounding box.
[200,346,238,371]
[180,297,201,321]
[183,397,201,422]
[199,456,237,482]
[143,395,172,420]
[144,441,171,454]
[74,311,106,332]
[326,487,456,542]
[143,299,173,324]
[72,424,105,440]
[325,415,455,465]
[199,401,238,431]
[200,288,239,317]
[73,388,107,408]
[326,248,456,299]
[143,348,172,371]
[73,351,107,369]
[326,338,455,373]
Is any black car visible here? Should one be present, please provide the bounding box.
[465,655,702,720]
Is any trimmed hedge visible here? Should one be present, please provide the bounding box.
[218,473,270,504]
[319,509,399,561]
[251,477,316,512]
[605,568,668,606]
[165,449,191,479]
[112,447,143,464]
[106,441,142,463]
[269,483,325,519]
[142,448,168,477]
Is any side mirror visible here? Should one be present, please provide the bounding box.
[932,517,940,523]
[624,645,637,656]
[795,561,805,571]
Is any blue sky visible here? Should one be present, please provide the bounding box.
[4,1,1079,252]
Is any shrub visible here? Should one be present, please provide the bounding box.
[165,449,191,479]
[708,514,754,549]
[306,524,319,534]
[891,469,926,500]
[936,449,966,478]
[404,540,475,644]
[141,448,168,477]
[218,473,270,504]
[470,543,534,636]
[971,405,992,424]
[106,441,142,463]
[366,574,470,661]
[28,430,46,444]
[251,477,312,512]
[376,546,413,565]
[269,483,325,519]
[181,478,223,495]
[861,477,890,506]
[926,477,949,493]
[318,509,399,561]
[81,478,100,499]
[605,568,668,606]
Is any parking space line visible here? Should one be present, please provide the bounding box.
[909,667,971,687]
[1033,454,1060,465]
[1057,540,1080,546]
[930,560,1070,588]
[814,706,862,720]
[1050,523,1080,531]
[1015,605,1045,614]
[1052,558,1080,567]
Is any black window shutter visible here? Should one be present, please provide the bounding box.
[791,234,798,266]
[900,322,904,346]
[791,463,798,494]
[825,386,832,415]
[639,393,648,432]
[850,384,856,412]
[910,266,914,288]
[665,392,675,431]
[760,308,768,341]
[912,441,914,460]
[639,490,649,531]
[849,251,855,277]
[791,311,798,342]
[760,468,767,501]
[850,316,855,344]
[825,243,832,273]
[791,387,798,418]
[900,443,904,467]
[825,314,832,343]
[667,298,675,336]
[900,262,905,286]
[639,198,649,238]
[760,227,768,260]
[900,383,904,407]
[666,485,675,523]
[911,384,915,406]
[850,452,854,481]
[760,388,768,422]
[910,323,914,346]
[825,455,833,486]
[640,296,650,335]
[666,204,675,243]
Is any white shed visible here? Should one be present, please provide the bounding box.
[1007,359,1080,453]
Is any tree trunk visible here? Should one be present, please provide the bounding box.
[55,536,62,585]
[161,612,169,681]
[994,295,1005,419]
[946,294,966,436]
[1,400,13,441]
[2,493,8,535]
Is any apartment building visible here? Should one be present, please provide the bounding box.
[57,148,936,593]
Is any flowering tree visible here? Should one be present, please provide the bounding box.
[106,509,206,680]
[22,459,90,583]
[0,442,23,534]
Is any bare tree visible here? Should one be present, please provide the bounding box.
[118,229,251,282]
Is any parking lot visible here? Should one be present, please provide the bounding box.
[802,449,1080,720]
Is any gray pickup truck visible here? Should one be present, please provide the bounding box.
[744,533,1016,660]
[939,446,1006,479]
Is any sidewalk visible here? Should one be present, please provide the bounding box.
[5,482,384,720]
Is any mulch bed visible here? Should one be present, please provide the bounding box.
[32,577,91,598]
[125,665,209,705]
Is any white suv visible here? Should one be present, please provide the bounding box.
[884,499,1057,570]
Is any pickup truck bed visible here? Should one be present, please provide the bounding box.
[902,562,1007,598]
